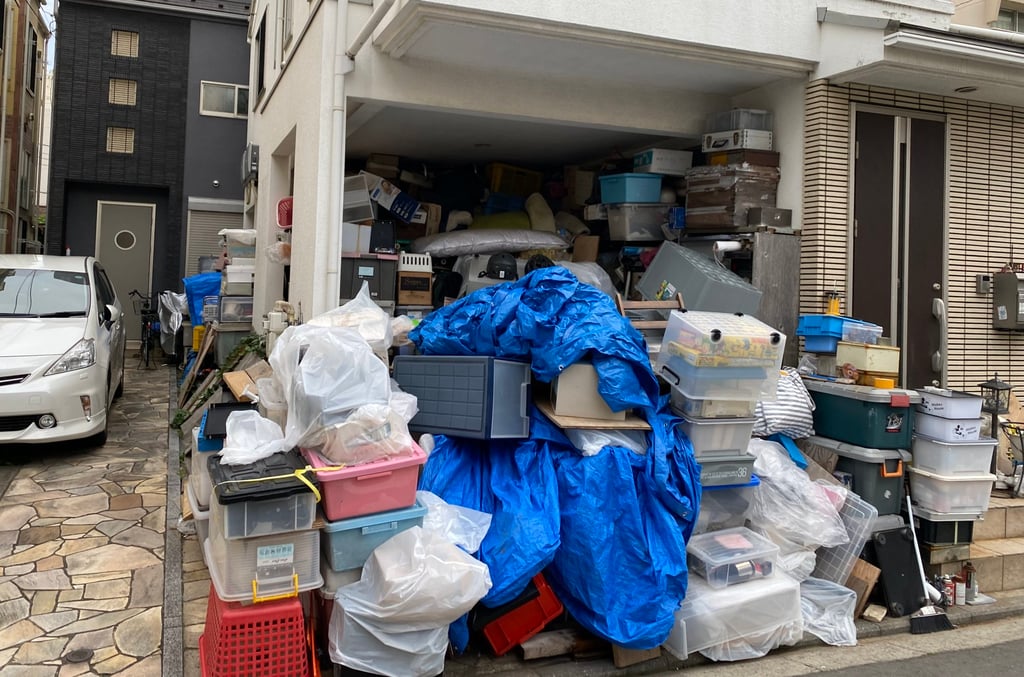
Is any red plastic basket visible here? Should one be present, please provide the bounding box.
[482,573,563,656]
[200,584,308,676]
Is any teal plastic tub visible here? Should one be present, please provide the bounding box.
[804,379,920,449]
[321,499,427,572]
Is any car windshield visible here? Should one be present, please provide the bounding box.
[0,268,91,318]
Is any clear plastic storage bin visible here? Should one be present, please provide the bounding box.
[218,296,254,323]
[907,467,996,514]
[678,414,755,455]
[186,482,210,566]
[606,204,671,241]
[812,490,878,585]
[686,527,779,589]
[694,476,760,535]
[914,412,983,442]
[205,522,321,603]
[705,109,774,133]
[209,489,316,540]
[670,389,757,419]
[911,435,996,476]
[663,571,801,660]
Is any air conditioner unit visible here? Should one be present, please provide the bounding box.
[241,143,259,186]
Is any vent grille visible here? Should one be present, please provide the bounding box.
[0,374,29,387]
[0,416,38,433]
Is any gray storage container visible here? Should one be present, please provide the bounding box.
[806,435,910,516]
[699,450,755,487]
[392,356,531,439]
[637,242,761,315]
[341,254,397,302]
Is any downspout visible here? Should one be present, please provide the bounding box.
[948,23,1024,47]
[321,0,394,315]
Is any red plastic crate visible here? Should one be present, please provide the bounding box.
[200,584,308,676]
[482,573,563,656]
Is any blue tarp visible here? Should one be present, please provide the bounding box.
[411,267,701,650]
[182,272,221,327]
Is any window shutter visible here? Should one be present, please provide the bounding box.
[186,210,243,277]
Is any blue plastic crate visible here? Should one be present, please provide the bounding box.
[797,314,881,354]
[321,499,427,571]
[483,193,526,215]
[599,173,663,204]
[197,411,223,452]
[804,335,840,353]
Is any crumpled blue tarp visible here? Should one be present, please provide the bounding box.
[411,267,702,650]
[182,271,221,325]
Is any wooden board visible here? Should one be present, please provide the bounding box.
[519,629,606,661]
[535,400,651,431]
[178,324,217,407]
[222,370,256,402]
[846,558,881,620]
[612,644,661,668]
[245,359,273,383]
[923,542,971,566]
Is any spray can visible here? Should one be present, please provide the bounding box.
[942,575,956,606]
[954,575,966,607]
[964,561,977,603]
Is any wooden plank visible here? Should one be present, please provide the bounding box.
[535,400,651,431]
[245,359,273,383]
[924,542,971,566]
[178,324,217,407]
[519,629,605,661]
[846,559,881,620]
[222,371,256,402]
[612,644,661,668]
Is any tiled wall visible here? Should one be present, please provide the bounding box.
[801,79,1024,391]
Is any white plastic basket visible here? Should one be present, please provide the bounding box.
[398,252,432,273]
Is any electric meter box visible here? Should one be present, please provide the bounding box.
[993,272,1024,330]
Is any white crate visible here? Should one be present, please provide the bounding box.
[678,414,755,455]
[205,526,321,603]
[916,388,984,420]
[701,129,773,153]
[911,435,996,476]
[915,412,983,441]
[398,252,432,273]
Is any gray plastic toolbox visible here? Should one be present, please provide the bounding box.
[392,356,531,439]
[637,241,762,315]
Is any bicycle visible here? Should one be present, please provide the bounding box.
[128,289,161,369]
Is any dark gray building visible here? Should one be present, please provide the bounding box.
[47,0,250,321]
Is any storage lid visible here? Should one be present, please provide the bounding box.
[208,449,319,504]
[698,449,756,464]
[680,413,757,426]
[703,475,760,492]
[806,435,910,463]
[917,387,983,403]
[907,466,996,482]
[185,480,209,521]
[907,503,983,522]
[686,526,779,566]
[201,402,258,439]
[912,433,997,448]
[803,378,922,405]
[321,498,427,532]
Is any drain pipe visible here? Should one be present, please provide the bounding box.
[948,23,1024,47]
[321,0,394,315]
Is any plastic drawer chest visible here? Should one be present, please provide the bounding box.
[393,356,531,439]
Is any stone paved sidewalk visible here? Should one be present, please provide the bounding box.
[0,364,171,676]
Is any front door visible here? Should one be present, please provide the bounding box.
[95,201,156,344]
[852,110,946,389]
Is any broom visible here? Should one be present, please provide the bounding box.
[905,496,955,634]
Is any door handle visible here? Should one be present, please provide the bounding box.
[931,298,945,321]
[932,350,942,373]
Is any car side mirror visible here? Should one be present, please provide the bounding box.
[103,304,121,324]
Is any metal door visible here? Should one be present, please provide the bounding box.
[95,201,156,343]
[852,110,946,389]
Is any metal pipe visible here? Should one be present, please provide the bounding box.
[948,22,1024,46]
[346,0,395,60]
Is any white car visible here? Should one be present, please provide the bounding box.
[0,255,126,445]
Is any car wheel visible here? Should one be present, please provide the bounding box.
[114,358,125,399]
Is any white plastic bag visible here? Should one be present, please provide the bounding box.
[389,379,418,424]
[269,323,391,449]
[566,429,647,456]
[329,608,447,677]
[265,241,291,265]
[308,282,392,353]
[799,577,858,646]
[746,439,850,549]
[314,404,414,466]
[218,410,287,465]
[699,618,804,662]
[416,490,492,554]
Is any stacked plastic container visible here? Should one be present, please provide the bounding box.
[189,402,257,511]
[203,449,322,603]
[796,314,884,382]
[908,388,996,530]
[664,526,801,660]
[657,310,785,486]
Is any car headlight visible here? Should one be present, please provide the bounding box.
[44,339,96,376]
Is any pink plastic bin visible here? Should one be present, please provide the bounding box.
[301,444,426,522]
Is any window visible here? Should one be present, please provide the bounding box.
[281,0,294,51]
[109,79,137,106]
[111,30,139,57]
[200,81,248,118]
[26,27,39,94]
[255,15,266,96]
[106,127,135,154]
[994,9,1024,32]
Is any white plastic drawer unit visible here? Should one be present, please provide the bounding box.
[392,356,531,439]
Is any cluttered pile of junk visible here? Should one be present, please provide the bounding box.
[177,121,1010,677]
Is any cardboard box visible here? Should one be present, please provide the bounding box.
[397,271,432,306]
[633,148,693,176]
[398,202,441,240]
[366,153,400,179]
[706,149,780,167]
[551,363,625,421]
[564,166,596,207]
[572,235,600,263]
[702,129,773,153]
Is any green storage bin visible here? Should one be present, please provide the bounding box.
[804,380,921,449]
[806,435,910,516]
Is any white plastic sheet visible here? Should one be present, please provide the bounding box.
[218,410,287,465]
[746,439,850,549]
[308,282,393,353]
[268,323,391,450]
[699,619,804,662]
[158,291,187,355]
[314,404,414,467]
[799,577,858,646]
[565,428,648,456]
[416,490,492,554]
[328,526,492,676]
